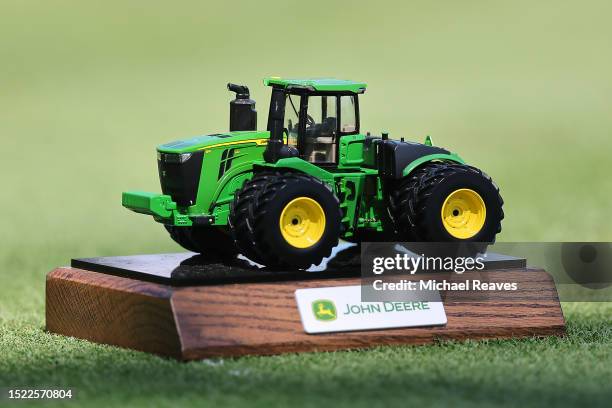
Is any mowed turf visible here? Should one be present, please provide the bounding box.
[0,1,611,407]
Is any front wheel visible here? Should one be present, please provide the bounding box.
[229,172,342,269]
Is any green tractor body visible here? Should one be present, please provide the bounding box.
[123,77,503,268]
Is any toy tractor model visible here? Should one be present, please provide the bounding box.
[123,78,503,269]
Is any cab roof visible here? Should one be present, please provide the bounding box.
[263,77,367,93]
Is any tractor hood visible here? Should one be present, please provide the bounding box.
[157,130,269,154]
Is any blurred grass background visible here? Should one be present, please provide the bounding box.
[0,0,610,406]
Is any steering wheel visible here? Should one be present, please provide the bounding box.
[306,114,316,127]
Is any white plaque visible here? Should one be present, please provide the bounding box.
[295,285,447,334]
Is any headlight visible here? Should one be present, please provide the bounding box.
[178,153,192,163]
[157,152,193,163]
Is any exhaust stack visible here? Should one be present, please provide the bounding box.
[227,83,257,131]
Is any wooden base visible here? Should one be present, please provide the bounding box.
[46,267,565,360]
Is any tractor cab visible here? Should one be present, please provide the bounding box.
[262,77,366,166]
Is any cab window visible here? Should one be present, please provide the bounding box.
[303,95,337,163]
[340,95,357,133]
[284,94,301,149]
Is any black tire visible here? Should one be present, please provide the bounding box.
[389,162,504,244]
[229,172,342,269]
[165,225,238,260]
[227,172,280,263]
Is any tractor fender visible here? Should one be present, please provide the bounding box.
[208,158,337,213]
[377,138,464,178]
[210,157,336,207]
[401,153,465,177]
[208,162,257,208]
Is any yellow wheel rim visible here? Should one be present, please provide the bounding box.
[279,197,326,248]
[441,188,486,239]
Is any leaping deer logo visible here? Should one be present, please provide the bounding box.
[312,300,337,321]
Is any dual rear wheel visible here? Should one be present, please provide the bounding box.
[389,162,504,243]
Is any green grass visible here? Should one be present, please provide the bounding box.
[0,305,610,407]
[1,0,611,406]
